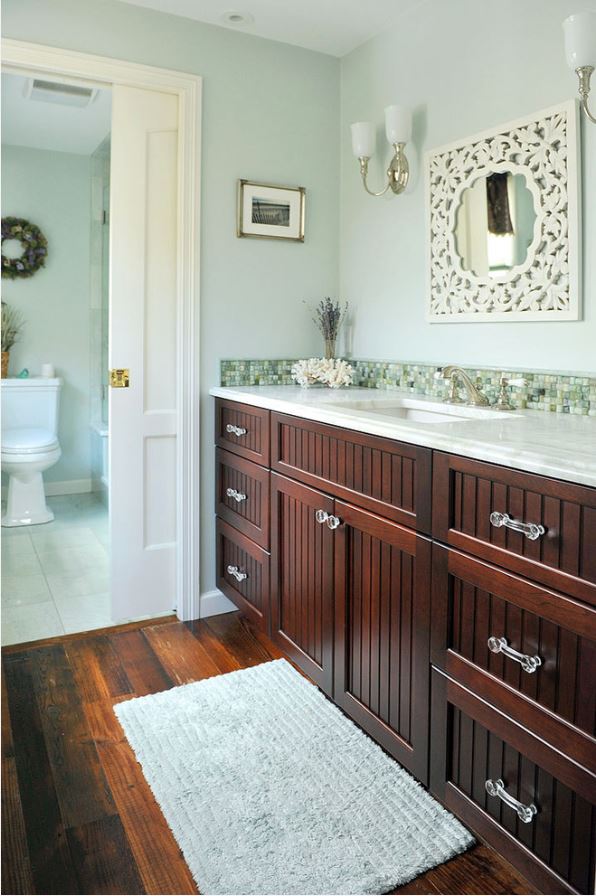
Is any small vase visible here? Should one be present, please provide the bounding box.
[1,351,9,379]
[324,337,336,359]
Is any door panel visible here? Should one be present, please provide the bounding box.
[270,473,335,694]
[334,501,431,783]
[110,85,179,621]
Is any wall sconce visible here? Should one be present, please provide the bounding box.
[563,11,596,124]
[351,105,412,196]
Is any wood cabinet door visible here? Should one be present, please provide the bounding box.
[270,473,335,695]
[333,501,431,783]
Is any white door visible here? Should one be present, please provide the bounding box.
[109,85,179,621]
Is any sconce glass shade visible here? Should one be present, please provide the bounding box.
[563,12,596,68]
[351,121,376,158]
[384,105,412,144]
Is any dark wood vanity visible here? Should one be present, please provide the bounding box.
[215,397,596,895]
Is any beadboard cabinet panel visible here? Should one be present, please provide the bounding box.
[432,452,596,605]
[216,448,270,549]
[431,671,596,895]
[431,546,596,760]
[271,412,432,533]
[334,501,431,782]
[270,473,335,695]
[215,398,270,466]
[216,518,270,629]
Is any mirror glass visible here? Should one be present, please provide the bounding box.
[454,171,536,279]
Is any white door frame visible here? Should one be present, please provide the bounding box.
[1,38,202,622]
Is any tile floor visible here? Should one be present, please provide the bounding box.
[1,493,110,646]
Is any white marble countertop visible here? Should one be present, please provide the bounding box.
[210,385,596,488]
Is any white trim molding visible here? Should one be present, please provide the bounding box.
[425,100,581,323]
[199,589,237,619]
[1,479,94,499]
[2,39,202,622]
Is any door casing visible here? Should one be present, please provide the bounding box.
[1,38,202,622]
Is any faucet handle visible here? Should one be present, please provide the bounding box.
[495,375,526,411]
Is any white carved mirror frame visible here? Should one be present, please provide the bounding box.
[425,100,581,323]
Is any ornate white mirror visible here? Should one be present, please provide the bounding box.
[425,101,581,322]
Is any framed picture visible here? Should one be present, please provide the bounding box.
[237,180,305,242]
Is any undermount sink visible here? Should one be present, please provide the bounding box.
[325,397,514,424]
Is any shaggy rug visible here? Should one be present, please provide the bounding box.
[115,658,473,894]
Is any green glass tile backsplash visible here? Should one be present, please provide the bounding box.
[220,359,596,416]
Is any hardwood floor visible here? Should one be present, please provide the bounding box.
[2,611,537,895]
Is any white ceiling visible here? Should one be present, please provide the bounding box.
[113,0,425,57]
[1,74,112,155]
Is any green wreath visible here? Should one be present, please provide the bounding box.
[2,217,48,279]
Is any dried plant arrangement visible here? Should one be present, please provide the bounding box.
[1,301,25,352]
[1,301,25,378]
[307,297,349,358]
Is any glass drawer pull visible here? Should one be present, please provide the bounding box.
[226,565,247,582]
[315,510,341,530]
[226,487,247,503]
[226,424,248,437]
[485,778,537,824]
[488,636,542,673]
[490,511,545,541]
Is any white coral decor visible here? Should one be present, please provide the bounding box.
[291,358,353,389]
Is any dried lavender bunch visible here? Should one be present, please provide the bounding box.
[1,301,25,352]
[309,297,348,342]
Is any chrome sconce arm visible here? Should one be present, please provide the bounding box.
[576,65,596,124]
[358,143,410,197]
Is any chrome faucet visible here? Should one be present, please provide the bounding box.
[438,366,490,407]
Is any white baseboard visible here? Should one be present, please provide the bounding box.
[1,478,94,499]
[197,589,236,619]
[45,478,93,496]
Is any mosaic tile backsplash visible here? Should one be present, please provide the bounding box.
[220,359,596,416]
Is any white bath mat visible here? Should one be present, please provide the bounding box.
[115,658,473,895]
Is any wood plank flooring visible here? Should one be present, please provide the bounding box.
[2,611,537,895]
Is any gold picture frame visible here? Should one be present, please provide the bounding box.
[237,179,305,242]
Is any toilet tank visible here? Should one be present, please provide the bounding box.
[1,378,62,435]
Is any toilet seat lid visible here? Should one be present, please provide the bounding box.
[2,427,58,454]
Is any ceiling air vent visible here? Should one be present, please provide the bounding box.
[24,78,98,108]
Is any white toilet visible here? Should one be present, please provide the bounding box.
[1,377,62,527]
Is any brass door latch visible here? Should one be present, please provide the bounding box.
[109,368,130,388]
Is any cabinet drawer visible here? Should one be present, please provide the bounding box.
[433,453,596,605]
[431,546,596,770]
[431,671,596,895]
[271,412,432,533]
[215,399,270,466]
[216,518,270,630]
[216,448,270,549]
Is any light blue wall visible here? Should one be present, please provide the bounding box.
[339,0,596,373]
[1,144,92,484]
[3,0,341,592]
